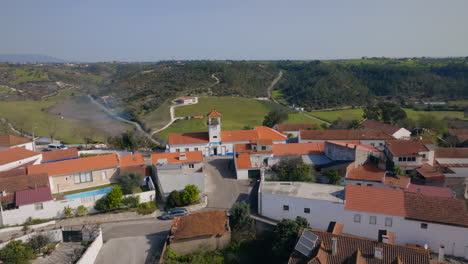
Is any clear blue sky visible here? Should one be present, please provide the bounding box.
[1,0,467,62]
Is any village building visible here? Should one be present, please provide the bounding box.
[299,129,394,146]
[0,134,35,151]
[361,119,411,139]
[434,147,468,199]
[385,140,435,171]
[151,151,205,199]
[167,110,287,157]
[168,210,231,254]
[41,148,79,163]
[176,97,196,105]
[259,182,468,259]
[0,147,42,172]
[273,123,317,139]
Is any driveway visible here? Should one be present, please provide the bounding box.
[204,157,253,210]
[94,219,171,264]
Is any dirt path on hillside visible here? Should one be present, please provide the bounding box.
[267,71,283,102]
[150,97,200,135]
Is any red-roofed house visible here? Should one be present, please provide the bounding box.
[41,148,79,163]
[27,154,119,194]
[0,134,35,151]
[433,147,468,199]
[167,110,287,157]
[361,119,411,139]
[273,123,317,138]
[0,147,42,172]
[385,140,435,170]
[299,129,394,146]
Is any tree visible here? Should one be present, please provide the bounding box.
[166,190,182,208]
[94,196,109,212]
[272,158,315,182]
[27,234,50,253]
[0,240,34,264]
[76,205,88,216]
[181,184,200,205]
[417,114,448,135]
[63,206,74,218]
[262,109,288,128]
[117,172,144,194]
[229,201,253,232]
[272,217,309,260]
[363,102,407,125]
[106,186,123,209]
[122,195,140,208]
[324,170,341,185]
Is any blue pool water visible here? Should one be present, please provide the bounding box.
[66,187,113,200]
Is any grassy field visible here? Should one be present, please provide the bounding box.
[283,113,323,125]
[0,90,107,143]
[11,69,49,85]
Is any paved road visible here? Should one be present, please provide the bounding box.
[95,219,171,264]
[204,157,253,210]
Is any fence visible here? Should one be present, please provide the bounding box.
[76,228,103,264]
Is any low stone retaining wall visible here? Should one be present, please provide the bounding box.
[0,228,62,250]
[76,228,103,264]
[0,220,56,234]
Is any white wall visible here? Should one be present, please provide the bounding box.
[392,128,411,139]
[0,228,63,250]
[299,138,385,146]
[76,228,103,264]
[0,153,42,172]
[236,169,249,180]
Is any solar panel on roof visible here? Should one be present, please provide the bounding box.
[294,230,318,257]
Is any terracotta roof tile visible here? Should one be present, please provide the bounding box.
[207,109,222,117]
[0,147,41,166]
[346,164,385,182]
[168,132,209,145]
[0,134,31,147]
[300,130,394,141]
[404,184,453,198]
[383,176,410,189]
[151,151,203,164]
[386,140,433,157]
[0,172,49,193]
[170,210,229,240]
[404,192,468,227]
[119,153,145,167]
[41,148,79,162]
[448,129,468,142]
[235,153,253,169]
[221,129,258,142]
[434,147,468,159]
[361,119,402,136]
[274,123,317,133]
[345,185,406,217]
[15,186,52,206]
[234,144,273,154]
[28,153,119,176]
[415,164,444,181]
[326,141,381,152]
[273,143,325,156]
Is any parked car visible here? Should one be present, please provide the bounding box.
[47,143,68,151]
[158,208,188,220]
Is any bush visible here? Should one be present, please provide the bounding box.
[75,205,88,217]
[136,202,157,215]
[63,206,74,218]
[27,234,51,253]
[118,172,144,194]
[167,190,182,208]
[324,170,341,185]
[181,184,200,205]
[122,196,140,208]
[106,186,123,209]
[0,240,34,264]
[230,201,253,232]
[94,197,109,212]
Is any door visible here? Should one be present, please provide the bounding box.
[204,147,210,156]
[213,147,218,156]
[221,146,226,156]
[62,230,82,242]
[248,169,261,179]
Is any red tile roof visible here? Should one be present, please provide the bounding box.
[383,175,410,189]
[119,153,145,167]
[404,192,468,227]
[221,129,259,142]
[170,210,229,240]
[274,123,317,133]
[207,109,222,117]
[405,184,453,198]
[435,147,468,159]
[234,144,273,154]
[272,143,325,156]
[255,126,288,141]
[168,132,209,145]
[0,147,41,166]
[151,151,203,164]
[41,148,79,162]
[416,164,444,181]
[345,185,406,216]
[346,163,385,182]
[300,129,394,141]
[386,140,433,157]
[0,172,49,193]
[327,141,380,152]
[15,186,52,206]
[0,167,27,179]
[235,153,253,169]
[361,119,403,136]
[28,153,119,176]
[0,134,31,147]
[448,129,468,142]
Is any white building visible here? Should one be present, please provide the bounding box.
[0,134,35,151]
[361,119,411,139]
[258,182,468,259]
[299,129,394,146]
[0,147,42,172]
[385,140,435,171]
[167,110,287,157]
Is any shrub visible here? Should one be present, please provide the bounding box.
[136,202,157,215]
[94,197,109,212]
[167,190,182,208]
[118,172,144,194]
[106,186,123,209]
[181,184,200,205]
[324,170,341,185]
[64,206,74,218]
[229,201,253,232]
[122,196,140,208]
[27,234,51,253]
[0,240,34,264]
[76,205,88,217]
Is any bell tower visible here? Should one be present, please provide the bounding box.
[207,110,222,143]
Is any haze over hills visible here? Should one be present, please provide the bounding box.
[0,54,68,63]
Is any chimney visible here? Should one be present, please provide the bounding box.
[438,245,445,262]
[374,247,383,259]
[179,153,187,161]
[331,237,338,256]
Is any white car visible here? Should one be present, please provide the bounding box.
[47,143,68,151]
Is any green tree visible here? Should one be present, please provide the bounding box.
[76,205,88,216]
[122,196,140,208]
[0,240,34,264]
[229,201,253,232]
[417,114,448,135]
[181,184,200,205]
[363,102,407,124]
[272,217,309,260]
[27,234,50,253]
[106,186,123,209]
[324,170,341,185]
[117,172,144,194]
[262,109,288,128]
[272,158,315,182]
[94,197,109,212]
[167,190,182,208]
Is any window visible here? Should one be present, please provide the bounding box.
[74,171,92,184]
[367,184,373,186]
[34,203,43,210]
[398,157,403,162]
[411,157,416,162]
[283,205,289,211]
[357,183,362,186]
[354,214,361,223]
[213,136,218,139]
[185,148,189,152]
[369,216,377,225]
[188,163,194,169]
[422,154,426,158]
[261,146,267,151]
[175,149,180,152]
[194,148,199,151]
[379,143,383,146]
[385,217,393,227]
[420,223,428,229]
[101,171,107,180]
[402,157,407,162]
[304,208,310,214]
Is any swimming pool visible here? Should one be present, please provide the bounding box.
[66,187,113,200]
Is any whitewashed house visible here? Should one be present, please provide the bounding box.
[273,123,317,138]
[0,134,35,151]
[361,119,411,139]
[0,147,42,172]
[299,129,394,146]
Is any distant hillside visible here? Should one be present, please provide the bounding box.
[0,54,67,63]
